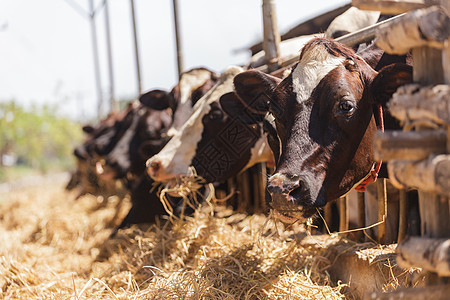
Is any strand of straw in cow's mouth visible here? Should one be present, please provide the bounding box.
[156,167,234,221]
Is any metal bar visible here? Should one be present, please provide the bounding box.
[130,0,142,95]
[88,0,103,119]
[104,0,117,112]
[172,0,183,79]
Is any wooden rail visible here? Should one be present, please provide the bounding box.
[353,0,440,15]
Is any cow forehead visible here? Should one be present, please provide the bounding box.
[291,44,345,104]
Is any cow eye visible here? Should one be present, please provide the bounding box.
[209,108,223,120]
[338,100,355,114]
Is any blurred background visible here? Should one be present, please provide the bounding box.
[0,0,347,182]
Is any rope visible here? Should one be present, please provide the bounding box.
[355,105,384,192]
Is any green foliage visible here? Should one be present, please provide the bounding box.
[0,101,84,179]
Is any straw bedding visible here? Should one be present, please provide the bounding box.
[0,176,414,299]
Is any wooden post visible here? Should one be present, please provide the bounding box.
[254,163,267,213]
[262,0,281,73]
[130,0,142,95]
[172,0,183,79]
[103,0,118,112]
[374,130,447,161]
[377,178,387,244]
[250,165,262,213]
[357,191,366,241]
[364,285,450,300]
[397,236,450,276]
[338,196,349,232]
[88,0,103,119]
[323,202,333,233]
[237,171,251,213]
[227,177,236,208]
[352,0,440,15]
[397,189,408,242]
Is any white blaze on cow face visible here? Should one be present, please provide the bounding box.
[147,66,244,182]
[291,44,345,104]
[167,68,216,137]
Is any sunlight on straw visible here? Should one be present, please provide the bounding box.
[92,278,120,300]
[316,208,331,235]
[316,207,386,236]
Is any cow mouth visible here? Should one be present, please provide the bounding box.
[273,209,302,224]
[272,208,316,224]
[160,174,205,197]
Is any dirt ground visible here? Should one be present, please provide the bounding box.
[0,174,418,299]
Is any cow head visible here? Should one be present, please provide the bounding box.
[146,66,273,186]
[234,38,412,223]
[139,68,219,137]
[95,95,172,182]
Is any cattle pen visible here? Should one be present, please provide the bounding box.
[1,1,450,299]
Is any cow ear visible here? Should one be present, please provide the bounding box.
[370,63,412,106]
[233,69,281,114]
[220,92,264,124]
[139,89,172,111]
[82,125,95,134]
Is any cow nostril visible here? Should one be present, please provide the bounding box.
[266,184,279,194]
[147,161,160,173]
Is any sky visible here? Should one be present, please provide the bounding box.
[0,0,349,121]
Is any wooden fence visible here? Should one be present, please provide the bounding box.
[250,1,450,295]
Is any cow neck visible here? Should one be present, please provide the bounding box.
[354,104,384,193]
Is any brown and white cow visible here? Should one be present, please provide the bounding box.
[233,38,412,223]
[146,66,274,186]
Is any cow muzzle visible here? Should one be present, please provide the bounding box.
[266,173,316,223]
[146,157,181,182]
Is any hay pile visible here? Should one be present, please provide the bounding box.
[0,175,412,299]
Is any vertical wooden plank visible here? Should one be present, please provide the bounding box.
[397,189,408,242]
[338,196,349,232]
[412,43,448,242]
[259,163,268,212]
[251,165,261,213]
[419,191,450,238]
[377,178,387,244]
[324,202,333,233]
[227,177,236,209]
[262,0,281,73]
[356,191,366,241]
[412,47,445,85]
[237,171,251,213]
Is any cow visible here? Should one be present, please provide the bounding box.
[68,111,129,200]
[94,97,172,185]
[140,67,219,137]
[145,66,274,188]
[90,71,219,235]
[232,37,413,226]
